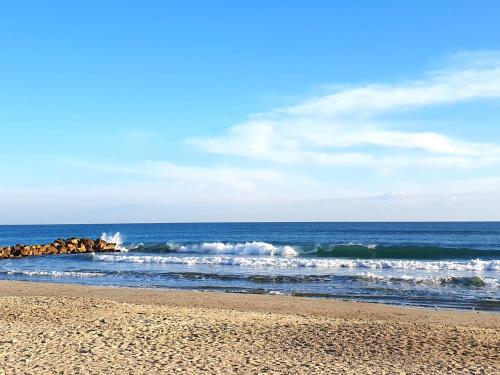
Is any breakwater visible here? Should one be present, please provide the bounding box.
[0,238,119,259]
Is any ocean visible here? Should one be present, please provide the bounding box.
[0,222,498,311]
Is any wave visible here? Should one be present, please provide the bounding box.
[0,270,104,278]
[126,241,500,259]
[101,232,126,251]
[164,271,497,288]
[3,267,494,288]
[93,254,500,271]
[315,244,500,259]
[356,272,497,288]
[130,241,298,256]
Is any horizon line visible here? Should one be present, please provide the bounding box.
[1,220,500,226]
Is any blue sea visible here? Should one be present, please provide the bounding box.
[0,222,499,311]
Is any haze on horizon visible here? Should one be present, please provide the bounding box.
[1,1,500,224]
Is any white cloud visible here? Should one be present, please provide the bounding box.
[281,51,500,116]
[189,51,500,169]
[56,157,332,202]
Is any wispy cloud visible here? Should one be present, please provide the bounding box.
[56,157,330,202]
[282,52,500,117]
[188,51,500,169]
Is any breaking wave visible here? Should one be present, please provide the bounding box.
[101,232,126,251]
[126,241,500,259]
[130,241,298,256]
[93,254,500,271]
[314,244,500,259]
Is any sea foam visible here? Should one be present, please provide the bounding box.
[101,232,126,251]
[172,241,298,256]
[1,270,104,278]
[356,272,497,288]
[128,241,500,259]
[93,254,500,271]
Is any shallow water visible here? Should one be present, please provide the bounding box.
[0,222,498,311]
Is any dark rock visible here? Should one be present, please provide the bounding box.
[47,245,58,254]
[11,245,23,257]
[0,247,11,258]
[67,244,77,253]
[32,246,41,256]
[104,243,117,252]
[80,238,95,250]
[67,238,79,246]
[20,246,32,257]
[94,239,107,251]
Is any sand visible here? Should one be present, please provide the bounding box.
[0,281,498,374]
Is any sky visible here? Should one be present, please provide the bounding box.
[1,1,500,223]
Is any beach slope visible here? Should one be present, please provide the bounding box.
[0,281,498,374]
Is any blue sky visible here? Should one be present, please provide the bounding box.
[1,1,500,223]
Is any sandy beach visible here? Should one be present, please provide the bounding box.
[0,281,497,374]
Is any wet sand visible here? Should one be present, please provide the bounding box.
[0,280,498,374]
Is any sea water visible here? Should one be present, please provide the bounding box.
[0,222,498,311]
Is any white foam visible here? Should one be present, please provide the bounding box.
[336,243,377,249]
[483,277,499,288]
[356,272,498,287]
[3,270,104,278]
[93,254,500,271]
[269,290,285,295]
[101,232,126,251]
[356,272,386,281]
[174,241,298,256]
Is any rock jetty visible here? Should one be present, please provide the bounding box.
[0,237,119,259]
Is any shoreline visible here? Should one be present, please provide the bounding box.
[1,279,499,319]
[1,280,499,373]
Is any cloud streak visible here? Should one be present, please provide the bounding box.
[56,157,332,202]
[189,51,500,169]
